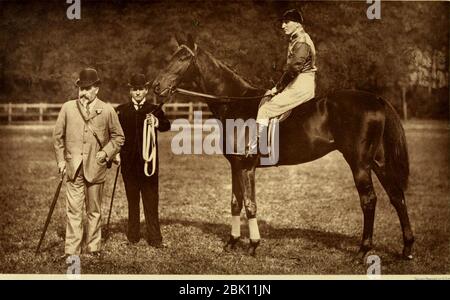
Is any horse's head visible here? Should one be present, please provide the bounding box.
[152,34,198,103]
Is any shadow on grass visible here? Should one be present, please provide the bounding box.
[148,218,362,256]
[96,217,403,259]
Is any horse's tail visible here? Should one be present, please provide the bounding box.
[381,97,410,191]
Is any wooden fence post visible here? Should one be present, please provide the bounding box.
[39,103,44,123]
[8,103,12,124]
[188,102,193,123]
[401,86,408,120]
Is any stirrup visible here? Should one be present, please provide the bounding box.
[245,141,272,158]
[245,139,259,157]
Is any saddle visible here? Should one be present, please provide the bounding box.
[225,91,295,157]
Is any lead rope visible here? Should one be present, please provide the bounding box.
[143,114,157,177]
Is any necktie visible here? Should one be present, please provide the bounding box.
[86,101,91,116]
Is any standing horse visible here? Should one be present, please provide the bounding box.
[153,35,414,260]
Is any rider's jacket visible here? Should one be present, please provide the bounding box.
[276,28,317,91]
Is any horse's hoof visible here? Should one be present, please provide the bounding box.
[402,248,413,260]
[354,246,371,263]
[352,253,366,264]
[402,244,414,260]
[247,239,260,257]
[403,254,413,260]
[223,235,240,252]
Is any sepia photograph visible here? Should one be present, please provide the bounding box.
[0,0,448,280]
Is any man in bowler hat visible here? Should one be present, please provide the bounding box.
[53,67,124,257]
[116,73,170,248]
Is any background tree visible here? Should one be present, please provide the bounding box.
[0,0,447,118]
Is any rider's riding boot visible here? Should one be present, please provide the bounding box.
[246,123,267,157]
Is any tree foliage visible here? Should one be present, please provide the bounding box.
[0,0,448,117]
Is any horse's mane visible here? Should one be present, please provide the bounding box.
[199,47,266,97]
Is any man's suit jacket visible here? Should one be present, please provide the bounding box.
[53,99,125,183]
[116,101,170,178]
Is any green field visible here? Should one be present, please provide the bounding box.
[0,121,448,275]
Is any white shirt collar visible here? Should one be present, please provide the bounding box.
[81,97,97,110]
[132,98,146,110]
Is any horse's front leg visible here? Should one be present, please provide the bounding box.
[225,159,260,256]
[240,165,260,256]
[224,164,244,252]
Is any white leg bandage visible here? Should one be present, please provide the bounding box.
[231,216,241,237]
[248,218,260,240]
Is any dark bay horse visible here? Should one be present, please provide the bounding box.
[153,35,414,260]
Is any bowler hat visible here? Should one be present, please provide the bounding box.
[280,9,304,24]
[128,73,150,89]
[76,67,101,88]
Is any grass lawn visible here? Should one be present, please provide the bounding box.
[0,120,448,275]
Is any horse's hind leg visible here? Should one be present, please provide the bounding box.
[373,165,414,259]
[341,112,385,260]
[349,161,378,260]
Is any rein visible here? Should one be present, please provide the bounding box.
[157,43,272,103]
[172,88,268,103]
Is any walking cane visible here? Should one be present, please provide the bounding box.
[104,163,120,241]
[35,172,65,255]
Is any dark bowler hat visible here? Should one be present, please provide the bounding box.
[280,8,304,24]
[76,67,101,88]
[128,73,150,89]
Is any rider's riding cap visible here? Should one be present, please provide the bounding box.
[280,9,304,24]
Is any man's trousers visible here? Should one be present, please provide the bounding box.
[65,164,103,255]
[122,171,161,244]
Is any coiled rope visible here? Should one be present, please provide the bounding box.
[142,114,157,177]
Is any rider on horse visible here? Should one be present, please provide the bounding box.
[248,8,317,155]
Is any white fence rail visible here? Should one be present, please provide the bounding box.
[0,102,212,124]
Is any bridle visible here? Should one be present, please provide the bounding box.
[155,43,274,103]
[153,44,198,98]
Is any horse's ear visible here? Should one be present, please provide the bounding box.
[175,33,185,46]
[186,33,196,49]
